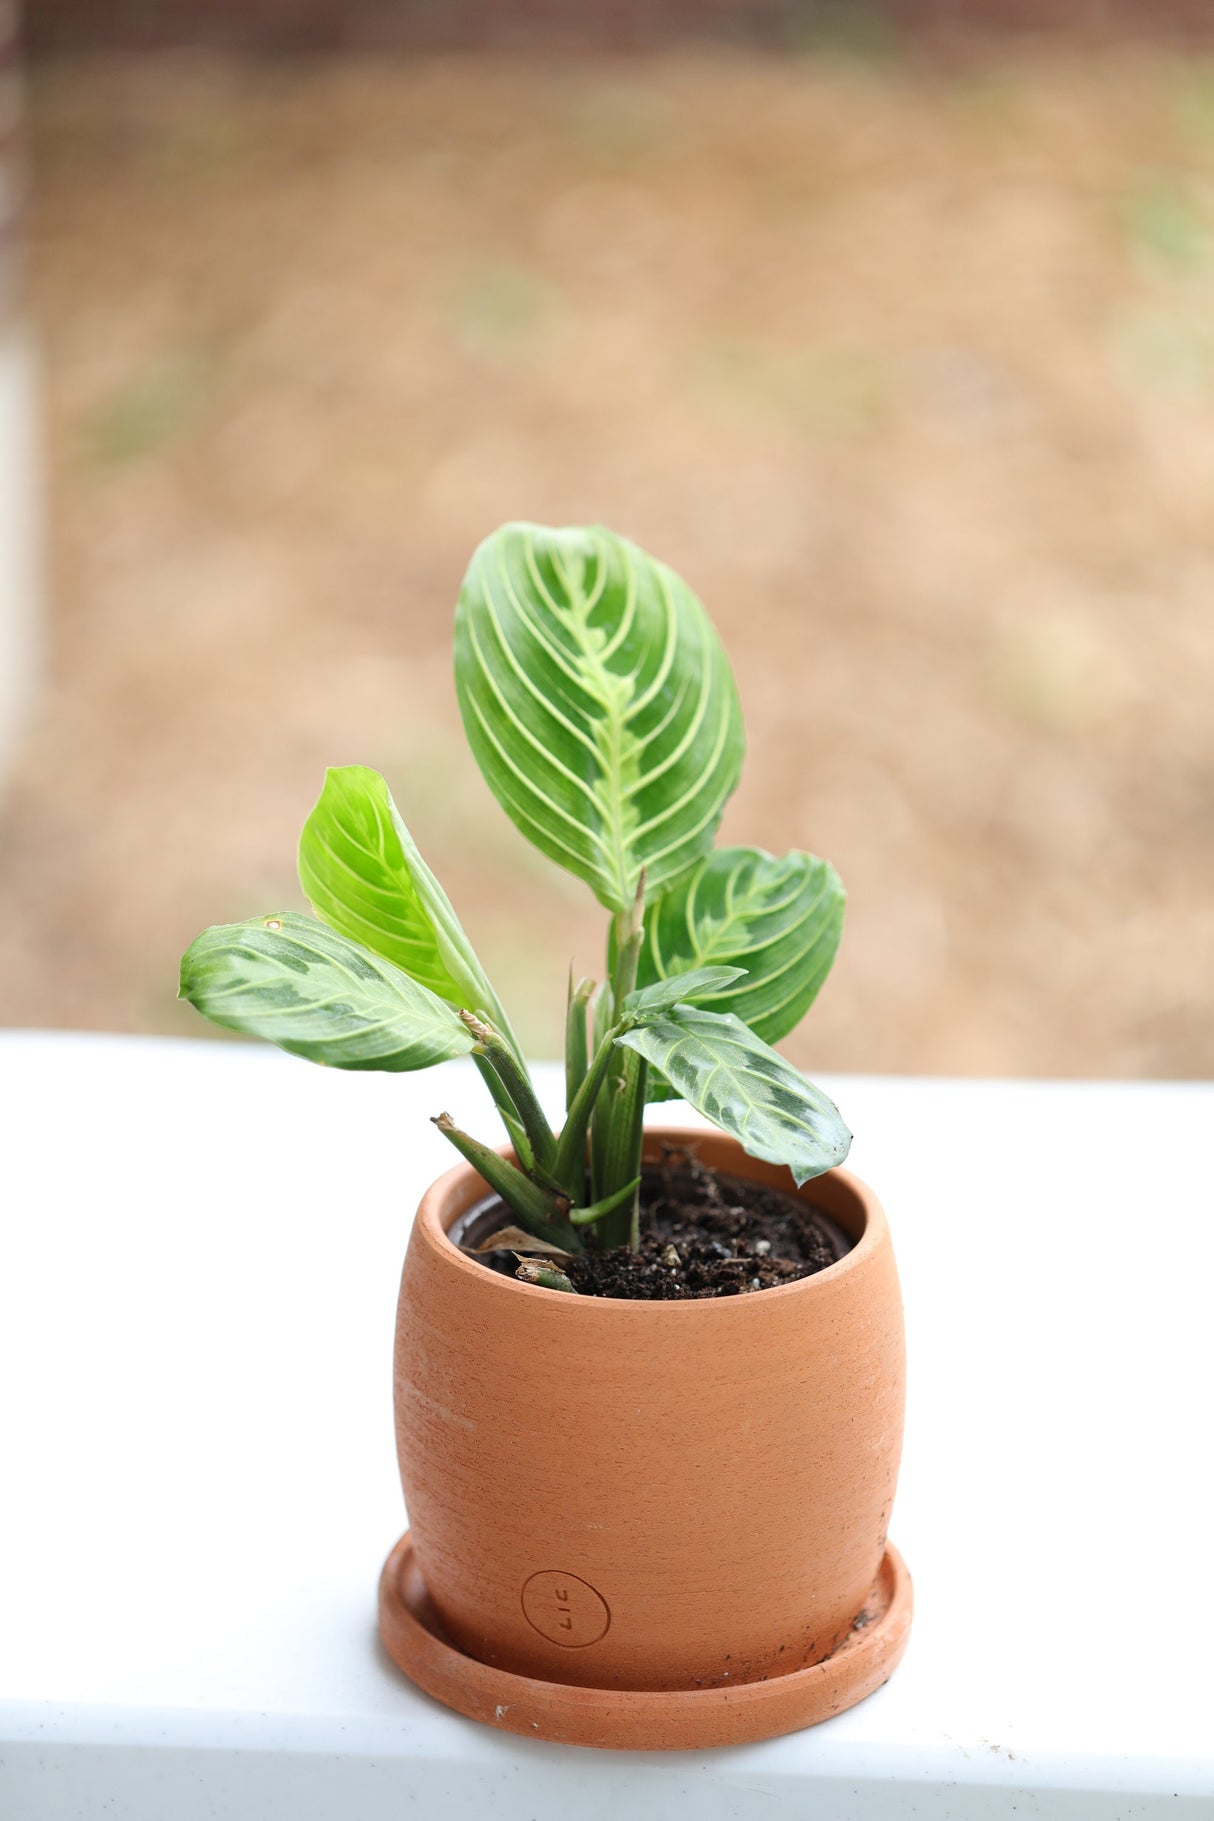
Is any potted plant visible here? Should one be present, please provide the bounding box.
[179,522,911,1751]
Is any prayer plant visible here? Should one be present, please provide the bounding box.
[179,523,851,1282]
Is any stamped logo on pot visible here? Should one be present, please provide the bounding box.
[521,1570,611,1647]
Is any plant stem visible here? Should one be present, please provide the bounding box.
[564,971,594,1118]
[596,1049,647,1249]
[568,1175,642,1228]
[591,874,647,1249]
[472,1051,534,1169]
[612,873,646,1004]
[552,1020,622,1198]
[431,1115,581,1253]
[478,984,527,1078]
[588,981,614,1201]
[460,1010,558,1174]
[624,1059,647,1250]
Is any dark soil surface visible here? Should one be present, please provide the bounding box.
[463,1148,851,1299]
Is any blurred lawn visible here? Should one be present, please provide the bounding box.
[4,41,1213,1076]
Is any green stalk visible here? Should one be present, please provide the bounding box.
[568,1175,642,1228]
[431,1114,581,1253]
[460,1010,557,1174]
[552,1021,622,1198]
[591,875,647,1249]
[565,971,594,1117]
[479,985,527,1076]
[596,1049,647,1249]
[588,981,614,1202]
[473,1051,534,1169]
[623,1059,648,1251]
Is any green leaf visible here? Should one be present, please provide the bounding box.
[179,913,476,1071]
[299,765,497,1013]
[634,848,843,1106]
[615,1006,850,1185]
[622,965,747,1020]
[454,523,745,912]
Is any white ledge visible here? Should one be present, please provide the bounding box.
[1,1033,1211,1817]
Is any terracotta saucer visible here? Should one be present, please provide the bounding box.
[378,1531,912,1752]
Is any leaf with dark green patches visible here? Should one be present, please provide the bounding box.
[615,1005,850,1185]
[454,522,745,912]
[179,913,476,1071]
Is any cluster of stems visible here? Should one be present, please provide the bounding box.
[431,878,649,1255]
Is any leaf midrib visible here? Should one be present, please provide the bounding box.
[548,533,640,909]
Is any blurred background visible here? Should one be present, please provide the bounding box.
[2,1,1212,1075]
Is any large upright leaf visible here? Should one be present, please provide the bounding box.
[179,913,476,1072]
[615,1005,850,1185]
[298,766,501,1017]
[454,523,745,912]
[637,847,844,1044]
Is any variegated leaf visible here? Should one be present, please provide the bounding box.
[637,846,844,1048]
[179,913,475,1071]
[615,1005,850,1185]
[454,522,745,912]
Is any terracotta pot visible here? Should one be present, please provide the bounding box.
[379,1127,911,1749]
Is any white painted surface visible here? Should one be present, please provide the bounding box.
[1,1032,1211,1817]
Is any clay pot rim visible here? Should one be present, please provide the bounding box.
[418,1128,887,1315]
